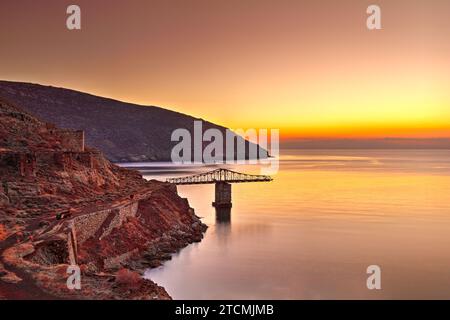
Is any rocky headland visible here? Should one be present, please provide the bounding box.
[0,99,207,299]
[0,81,267,162]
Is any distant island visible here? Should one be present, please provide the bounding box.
[0,81,267,162]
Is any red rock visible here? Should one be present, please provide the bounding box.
[0,99,207,300]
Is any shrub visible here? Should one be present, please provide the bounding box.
[115,268,142,288]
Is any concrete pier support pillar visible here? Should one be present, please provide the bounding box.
[215,207,231,223]
[212,182,232,208]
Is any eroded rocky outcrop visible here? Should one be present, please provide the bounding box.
[0,99,207,299]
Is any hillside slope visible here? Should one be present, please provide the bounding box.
[0,81,267,162]
[0,99,207,299]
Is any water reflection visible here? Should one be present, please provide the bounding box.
[215,208,232,245]
[215,207,231,224]
[137,150,450,299]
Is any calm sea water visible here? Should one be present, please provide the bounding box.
[127,149,450,299]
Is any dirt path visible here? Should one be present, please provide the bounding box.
[0,186,159,300]
[0,224,60,300]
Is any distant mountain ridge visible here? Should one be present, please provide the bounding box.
[0,81,267,162]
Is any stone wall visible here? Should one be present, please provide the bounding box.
[64,197,143,267]
[99,202,139,240]
[0,151,96,173]
[56,129,85,152]
[73,152,93,169]
[67,224,78,265]
[19,153,36,177]
[36,151,94,170]
[72,209,112,244]
[53,152,72,170]
[72,200,140,245]
[0,152,36,177]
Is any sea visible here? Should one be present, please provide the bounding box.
[123,149,450,299]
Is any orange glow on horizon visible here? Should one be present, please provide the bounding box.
[1,0,449,142]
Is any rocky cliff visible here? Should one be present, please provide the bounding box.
[0,81,267,162]
[0,99,207,299]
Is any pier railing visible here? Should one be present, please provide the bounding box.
[166,168,273,185]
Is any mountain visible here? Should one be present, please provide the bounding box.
[0,98,206,299]
[0,81,267,162]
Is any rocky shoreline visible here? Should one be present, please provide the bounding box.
[0,99,207,299]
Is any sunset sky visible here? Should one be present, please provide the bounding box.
[1,0,449,141]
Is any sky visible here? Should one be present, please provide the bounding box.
[1,0,449,144]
